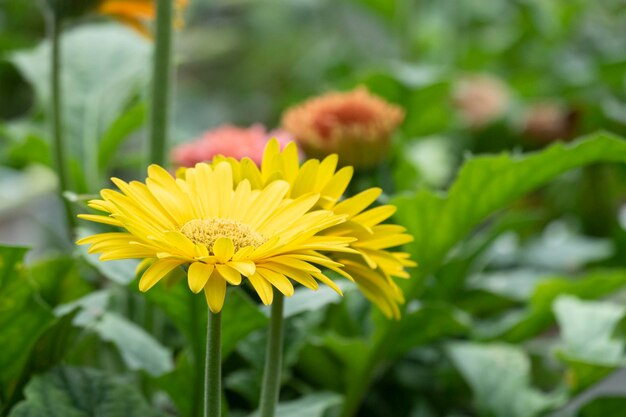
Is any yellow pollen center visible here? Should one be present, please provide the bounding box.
[180,218,267,253]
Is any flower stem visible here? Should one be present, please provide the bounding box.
[45,5,75,239]
[259,292,285,417]
[204,310,222,417]
[149,0,173,166]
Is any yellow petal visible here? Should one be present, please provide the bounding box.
[188,262,214,293]
[213,237,235,263]
[216,264,242,285]
[257,267,294,296]
[227,260,256,277]
[320,166,353,206]
[248,272,274,305]
[334,188,382,217]
[138,259,182,292]
[204,272,227,313]
[352,205,397,228]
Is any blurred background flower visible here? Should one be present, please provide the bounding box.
[97,0,189,36]
[171,124,295,167]
[453,74,510,129]
[281,87,404,169]
[522,102,579,144]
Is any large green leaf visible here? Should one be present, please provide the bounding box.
[447,342,564,417]
[55,291,174,377]
[8,366,164,417]
[394,132,626,299]
[10,24,149,190]
[553,296,626,392]
[0,247,55,401]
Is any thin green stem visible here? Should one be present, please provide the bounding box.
[45,6,75,239]
[148,0,174,166]
[259,292,285,417]
[204,310,222,417]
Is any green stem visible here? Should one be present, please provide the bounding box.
[204,310,222,417]
[259,292,285,417]
[45,6,75,238]
[149,0,174,166]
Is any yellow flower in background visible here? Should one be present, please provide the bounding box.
[77,161,357,313]
[194,140,416,318]
[281,87,405,169]
[97,0,188,37]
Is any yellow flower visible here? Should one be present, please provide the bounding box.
[77,162,357,313]
[200,140,416,318]
[97,0,188,37]
[281,87,405,169]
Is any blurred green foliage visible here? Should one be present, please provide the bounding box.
[1,1,626,417]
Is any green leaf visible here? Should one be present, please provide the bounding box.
[0,247,55,399]
[554,296,626,365]
[93,312,174,377]
[388,303,470,357]
[55,291,174,377]
[247,392,342,417]
[97,102,146,172]
[10,24,150,189]
[553,296,626,392]
[0,244,28,286]
[474,269,626,342]
[578,397,626,417]
[8,366,164,417]
[146,285,267,360]
[447,342,564,417]
[282,286,342,318]
[394,133,626,299]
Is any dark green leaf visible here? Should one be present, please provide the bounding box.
[0,247,55,397]
[8,366,164,417]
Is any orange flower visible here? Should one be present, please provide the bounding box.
[97,0,188,37]
[281,87,404,169]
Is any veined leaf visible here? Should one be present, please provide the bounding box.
[8,366,164,417]
[394,132,626,301]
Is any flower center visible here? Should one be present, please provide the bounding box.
[180,218,267,253]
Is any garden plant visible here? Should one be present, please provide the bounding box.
[1,1,626,417]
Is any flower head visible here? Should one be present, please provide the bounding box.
[522,102,578,143]
[453,74,509,129]
[97,0,188,37]
[281,87,404,169]
[78,161,356,313]
[171,124,295,168]
[195,140,416,318]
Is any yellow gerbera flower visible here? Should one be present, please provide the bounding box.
[77,162,357,313]
[97,0,188,37]
[195,140,416,318]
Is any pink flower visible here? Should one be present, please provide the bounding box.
[171,124,295,167]
[453,74,510,128]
